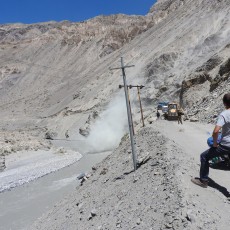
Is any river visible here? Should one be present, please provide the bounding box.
[0,139,111,230]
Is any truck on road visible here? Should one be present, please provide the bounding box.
[164,102,182,120]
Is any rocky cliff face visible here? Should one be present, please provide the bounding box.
[0,15,152,57]
[149,0,185,21]
[0,14,156,121]
[0,0,230,149]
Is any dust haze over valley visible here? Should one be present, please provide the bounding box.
[1,0,230,229]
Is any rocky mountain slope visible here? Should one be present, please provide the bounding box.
[0,0,230,155]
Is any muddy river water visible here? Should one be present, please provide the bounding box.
[0,140,111,230]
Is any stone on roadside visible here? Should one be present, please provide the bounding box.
[165,223,173,228]
[45,130,57,140]
[137,151,151,166]
[79,124,90,137]
[136,218,141,225]
[87,214,92,220]
[91,208,97,217]
[87,209,96,221]
[186,209,196,223]
[100,168,108,175]
[147,116,155,124]
[190,117,199,122]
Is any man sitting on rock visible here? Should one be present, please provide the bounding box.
[191,93,230,188]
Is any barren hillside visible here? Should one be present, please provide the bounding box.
[0,0,230,134]
[0,0,230,166]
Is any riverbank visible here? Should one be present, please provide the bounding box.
[0,148,110,230]
[0,148,82,193]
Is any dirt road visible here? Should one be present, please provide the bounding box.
[154,120,230,229]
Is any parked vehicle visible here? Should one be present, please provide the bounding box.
[162,105,168,113]
[157,102,168,110]
[164,102,180,120]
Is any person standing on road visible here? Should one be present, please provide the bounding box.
[157,110,160,120]
[65,130,69,139]
[178,109,183,124]
[191,93,230,188]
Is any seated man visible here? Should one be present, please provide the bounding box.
[191,93,230,188]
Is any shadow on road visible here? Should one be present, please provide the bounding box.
[208,177,230,198]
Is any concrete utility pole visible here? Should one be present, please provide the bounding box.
[110,57,137,172]
[119,85,145,128]
[119,84,135,135]
[137,86,145,127]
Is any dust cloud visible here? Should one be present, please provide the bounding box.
[86,92,128,152]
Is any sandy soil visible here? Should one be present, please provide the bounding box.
[31,120,230,230]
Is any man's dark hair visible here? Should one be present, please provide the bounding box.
[223,93,230,107]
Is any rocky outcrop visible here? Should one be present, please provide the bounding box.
[45,130,57,140]
[181,73,211,93]
[179,72,212,108]
[149,0,186,22]
[0,15,153,58]
[146,52,178,80]
[195,55,222,73]
[219,58,230,77]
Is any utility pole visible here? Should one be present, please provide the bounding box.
[137,86,145,127]
[119,84,145,128]
[110,57,137,172]
[119,84,135,135]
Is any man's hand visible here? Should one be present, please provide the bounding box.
[212,125,221,147]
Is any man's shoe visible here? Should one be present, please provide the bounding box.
[191,177,208,188]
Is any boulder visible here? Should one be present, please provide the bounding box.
[190,117,199,122]
[79,124,90,137]
[45,131,57,140]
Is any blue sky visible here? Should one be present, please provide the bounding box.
[0,0,157,24]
